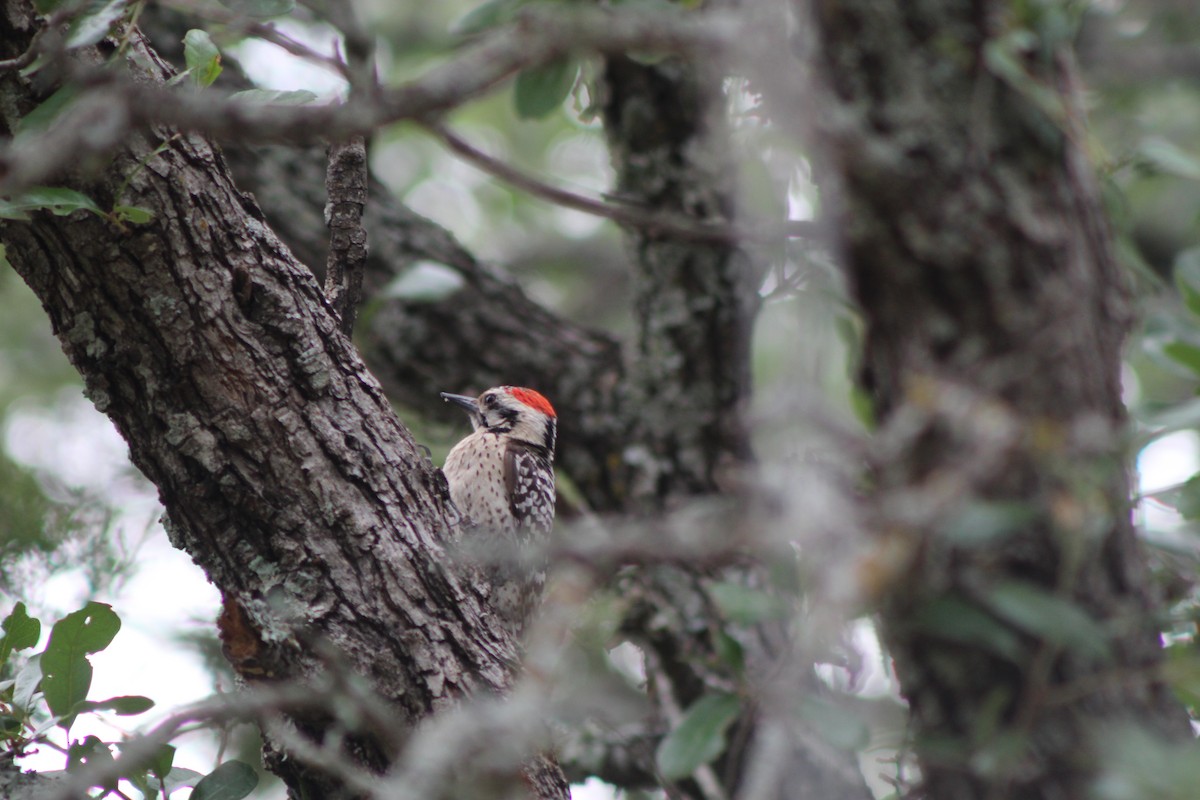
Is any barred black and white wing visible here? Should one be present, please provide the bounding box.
[491,441,554,635]
[504,441,556,540]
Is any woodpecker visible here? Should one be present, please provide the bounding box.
[441,386,557,635]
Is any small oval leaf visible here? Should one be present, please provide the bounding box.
[191,760,259,800]
[65,0,129,49]
[0,187,103,220]
[655,692,741,781]
[513,59,577,119]
[13,655,42,712]
[111,205,155,225]
[453,0,523,35]
[984,582,1112,662]
[709,582,787,625]
[223,0,295,17]
[183,29,223,88]
[79,695,155,715]
[910,595,1023,663]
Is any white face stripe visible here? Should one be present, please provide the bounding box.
[477,389,555,452]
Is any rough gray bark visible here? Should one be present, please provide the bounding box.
[0,4,569,798]
[323,136,368,336]
[600,53,758,502]
[594,51,873,800]
[808,2,1192,798]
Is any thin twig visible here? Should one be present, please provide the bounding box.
[0,6,743,193]
[48,684,328,800]
[429,123,821,244]
[155,0,352,80]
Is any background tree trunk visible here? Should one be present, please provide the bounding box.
[808,1,1193,797]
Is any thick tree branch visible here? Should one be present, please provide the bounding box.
[0,4,568,797]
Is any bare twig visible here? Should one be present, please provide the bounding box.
[0,6,742,193]
[430,123,821,244]
[48,684,329,800]
[155,0,352,80]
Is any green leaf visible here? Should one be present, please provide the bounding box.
[0,187,103,220]
[65,0,128,49]
[513,58,577,119]
[709,582,787,625]
[1171,475,1200,521]
[1139,397,1200,442]
[229,88,317,106]
[183,29,223,88]
[910,595,1023,663]
[1163,341,1200,376]
[799,696,868,750]
[713,631,744,674]
[162,766,205,792]
[612,0,679,9]
[222,0,295,17]
[655,692,741,781]
[32,0,75,14]
[191,760,259,800]
[1140,137,1200,182]
[67,735,116,788]
[111,205,154,225]
[12,655,41,712]
[938,501,1036,546]
[1,603,41,666]
[78,695,154,715]
[452,0,524,35]
[16,86,80,133]
[149,743,176,781]
[983,582,1112,662]
[46,603,120,655]
[40,602,120,727]
[1174,248,1200,319]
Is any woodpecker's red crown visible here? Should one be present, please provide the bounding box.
[507,387,556,418]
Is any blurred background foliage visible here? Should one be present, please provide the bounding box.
[1,0,1200,796]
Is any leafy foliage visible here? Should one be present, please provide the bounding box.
[0,603,257,798]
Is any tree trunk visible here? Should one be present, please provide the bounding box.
[0,4,569,797]
[808,1,1192,797]
[591,49,874,800]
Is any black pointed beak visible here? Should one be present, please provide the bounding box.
[440,392,479,415]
